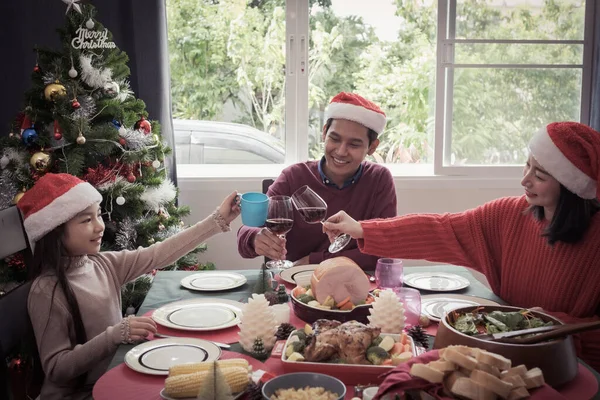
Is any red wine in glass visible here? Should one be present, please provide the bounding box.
[265,218,294,235]
[291,185,351,253]
[266,196,294,271]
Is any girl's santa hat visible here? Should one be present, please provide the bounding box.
[324,92,387,134]
[17,173,102,242]
[529,122,600,199]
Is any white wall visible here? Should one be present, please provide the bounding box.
[178,172,524,270]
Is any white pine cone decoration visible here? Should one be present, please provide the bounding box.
[238,294,277,352]
[367,289,406,333]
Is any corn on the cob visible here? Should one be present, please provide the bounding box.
[164,366,249,398]
[168,358,249,376]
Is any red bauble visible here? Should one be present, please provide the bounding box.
[33,65,40,73]
[54,133,62,140]
[134,116,152,134]
[53,120,62,140]
[119,138,127,146]
[127,173,136,183]
[72,100,81,109]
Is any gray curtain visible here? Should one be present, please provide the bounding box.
[0,0,177,184]
[591,2,600,131]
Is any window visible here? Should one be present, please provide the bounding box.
[167,0,593,176]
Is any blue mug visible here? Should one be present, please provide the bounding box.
[240,192,269,227]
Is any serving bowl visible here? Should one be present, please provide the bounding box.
[434,305,578,387]
[289,290,373,324]
[261,372,346,400]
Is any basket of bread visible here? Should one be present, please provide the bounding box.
[434,305,578,387]
[290,257,375,324]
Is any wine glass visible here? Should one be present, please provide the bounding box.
[290,185,351,253]
[265,195,294,272]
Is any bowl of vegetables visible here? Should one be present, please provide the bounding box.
[290,285,375,324]
[434,305,578,387]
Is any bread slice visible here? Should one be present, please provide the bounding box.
[450,377,497,400]
[470,369,514,399]
[444,347,479,370]
[501,374,526,389]
[410,363,445,383]
[440,345,479,358]
[428,359,456,373]
[476,350,512,370]
[507,386,530,400]
[475,362,501,378]
[501,364,528,378]
[523,367,545,389]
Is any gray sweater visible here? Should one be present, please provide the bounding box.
[28,211,228,400]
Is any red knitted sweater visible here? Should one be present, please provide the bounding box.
[359,196,600,371]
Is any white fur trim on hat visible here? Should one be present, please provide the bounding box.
[24,182,102,242]
[324,102,387,134]
[528,126,597,199]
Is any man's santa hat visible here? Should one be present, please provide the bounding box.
[17,173,102,242]
[529,122,600,199]
[324,92,387,134]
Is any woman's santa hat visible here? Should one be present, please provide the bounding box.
[324,92,387,134]
[17,173,102,242]
[528,122,600,199]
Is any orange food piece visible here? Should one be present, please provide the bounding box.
[292,286,306,298]
[390,343,404,355]
[403,343,413,353]
[382,358,393,366]
[336,296,351,308]
[400,333,409,345]
[339,302,354,311]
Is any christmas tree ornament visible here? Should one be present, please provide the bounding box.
[116,196,126,205]
[85,18,94,29]
[72,99,81,109]
[250,338,269,360]
[20,115,33,134]
[68,67,78,78]
[13,190,26,205]
[367,289,406,334]
[0,155,9,169]
[119,126,127,135]
[112,119,121,129]
[53,120,63,140]
[238,294,277,353]
[148,238,155,244]
[276,284,289,303]
[30,151,51,172]
[127,173,136,183]
[158,223,165,231]
[134,116,152,134]
[76,133,86,145]
[152,159,161,169]
[103,81,120,97]
[33,64,40,73]
[21,127,38,146]
[44,81,67,101]
[119,138,127,146]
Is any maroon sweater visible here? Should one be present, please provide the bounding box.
[237,161,397,269]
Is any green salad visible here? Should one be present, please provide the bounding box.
[449,308,554,336]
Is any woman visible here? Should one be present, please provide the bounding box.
[323,122,600,371]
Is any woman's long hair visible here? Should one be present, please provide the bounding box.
[529,185,600,245]
[29,225,88,386]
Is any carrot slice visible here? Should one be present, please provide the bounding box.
[336,296,351,308]
[339,302,354,311]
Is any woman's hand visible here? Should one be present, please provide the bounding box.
[322,211,364,240]
[218,191,242,224]
[127,316,157,342]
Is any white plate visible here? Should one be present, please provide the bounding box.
[125,337,221,375]
[160,388,246,400]
[180,271,247,292]
[421,294,501,322]
[152,298,243,331]
[403,272,470,292]
[279,264,318,286]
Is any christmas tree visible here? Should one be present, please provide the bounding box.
[0,1,214,310]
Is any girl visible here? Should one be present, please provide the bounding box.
[324,122,600,371]
[17,173,240,399]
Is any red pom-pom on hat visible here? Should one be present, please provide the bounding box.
[17,173,102,242]
[324,92,386,134]
[528,122,600,199]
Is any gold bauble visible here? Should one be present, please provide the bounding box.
[30,151,51,172]
[76,135,86,145]
[44,82,67,101]
[13,191,25,204]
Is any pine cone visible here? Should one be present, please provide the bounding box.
[275,323,296,340]
[407,325,430,349]
[264,291,279,305]
[246,381,264,400]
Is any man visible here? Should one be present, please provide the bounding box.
[237,92,397,270]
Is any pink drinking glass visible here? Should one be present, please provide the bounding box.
[375,258,404,291]
[396,287,421,328]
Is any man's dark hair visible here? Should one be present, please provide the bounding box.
[529,184,600,245]
[324,118,377,146]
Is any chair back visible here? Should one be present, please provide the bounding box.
[262,178,274,195]
[0,206,42,399]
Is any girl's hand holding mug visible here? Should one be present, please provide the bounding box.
[218,191,242,224]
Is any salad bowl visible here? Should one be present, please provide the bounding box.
[434,305,578,387]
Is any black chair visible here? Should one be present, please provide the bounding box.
[262,178,274,195]
[0,206,42,400]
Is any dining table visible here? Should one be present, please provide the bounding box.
[94,264,600,400]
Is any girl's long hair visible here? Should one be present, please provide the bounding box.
[529,185,600,245]
[29,225,88,387]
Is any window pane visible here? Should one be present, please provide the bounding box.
[447,67,582,166]
[307,0,436,165]
[167,0,286,164]
[455,0,586,41]
[455,43,583,65]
